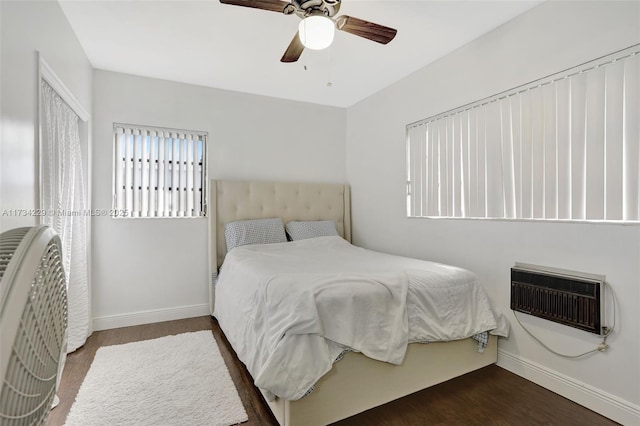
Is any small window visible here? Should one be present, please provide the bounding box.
[113,124,207,218]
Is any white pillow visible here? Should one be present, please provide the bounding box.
[224,218,287,251]
[285,220,339,241]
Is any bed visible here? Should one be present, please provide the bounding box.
[208,180,504,426]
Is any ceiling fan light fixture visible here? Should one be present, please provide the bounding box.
[298,16,335,50]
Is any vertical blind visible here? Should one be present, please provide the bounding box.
[407,46,640,222]
[113,124,207,218]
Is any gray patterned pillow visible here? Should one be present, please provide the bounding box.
[224,218,287,252]
[285,220,339,241]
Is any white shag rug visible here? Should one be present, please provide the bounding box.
[65,331,248,426]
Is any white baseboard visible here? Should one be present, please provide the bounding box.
[497,349,640,425]
[92,304,210,331]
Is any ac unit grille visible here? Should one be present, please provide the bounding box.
[511,267,603,335]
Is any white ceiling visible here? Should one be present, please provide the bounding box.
[59,0,541,108]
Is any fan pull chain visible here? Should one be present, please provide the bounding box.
[326,47,332,87]
[303,24,308,71]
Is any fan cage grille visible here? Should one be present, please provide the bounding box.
[0,228,68,425]
[0,228,31,284]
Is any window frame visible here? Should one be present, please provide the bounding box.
[111,123,208,219]
[406,45,640,225]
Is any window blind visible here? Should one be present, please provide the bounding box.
[407,45,639,222]
[113,124,207,218]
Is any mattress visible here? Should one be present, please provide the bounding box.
[214,236,507,400]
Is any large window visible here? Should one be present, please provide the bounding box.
[113,124,207,218]
[406,46,639,223]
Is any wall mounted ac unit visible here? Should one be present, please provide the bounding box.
[511,263,605,335]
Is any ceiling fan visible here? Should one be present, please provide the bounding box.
[220,0,398,63]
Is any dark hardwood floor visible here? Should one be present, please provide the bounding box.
[46,316,618,426]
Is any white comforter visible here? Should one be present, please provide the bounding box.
[214,236,507,401]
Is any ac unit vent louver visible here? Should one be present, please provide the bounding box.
[511,263,605,335]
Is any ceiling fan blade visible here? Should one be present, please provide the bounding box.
[219,0,290,13]
[281,32,304,63]
[335,15,397,45]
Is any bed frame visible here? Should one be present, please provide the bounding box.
[208,179,497,426]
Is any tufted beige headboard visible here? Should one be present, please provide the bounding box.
[208,180,351,312]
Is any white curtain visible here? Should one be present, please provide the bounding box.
[41,80,90,352]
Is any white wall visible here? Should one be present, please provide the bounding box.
[0,0,92,232]
[92,70,346,329]
[346,1,640,424]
